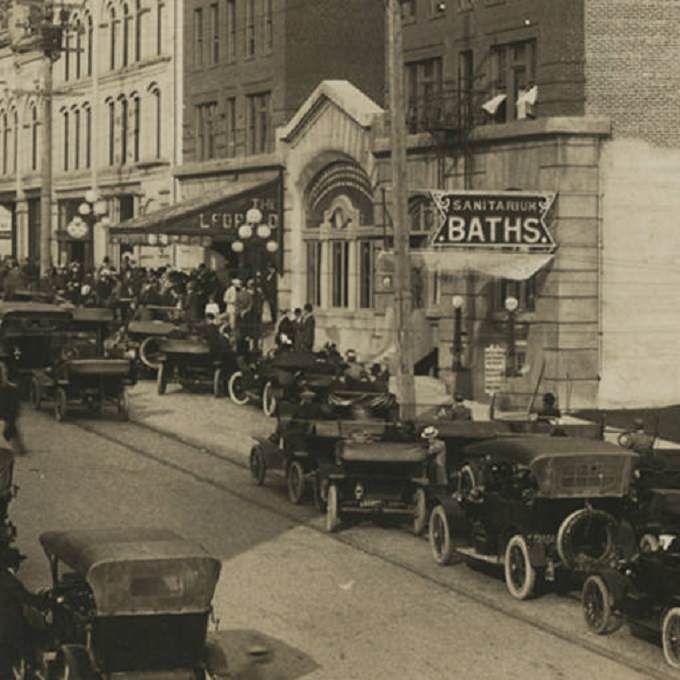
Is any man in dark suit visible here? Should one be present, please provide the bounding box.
[299,304,315,353]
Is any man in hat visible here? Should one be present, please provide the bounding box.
[343,350,367,384]
[275,309,295,351]
[422,425,448,485]
[450,393,473,421]
[223,279,241,330]
[619,417,655,453]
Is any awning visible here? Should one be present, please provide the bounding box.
[378,248,554,281]
[109,175,281,248]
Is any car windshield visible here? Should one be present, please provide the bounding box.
[62,331,100,360]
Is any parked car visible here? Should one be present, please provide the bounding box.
[30,307,135,421]
[22,528,226,679]
[0,302,72,393]
[427,435,639,600]
[126,305,181,370]
[581,538,680,669]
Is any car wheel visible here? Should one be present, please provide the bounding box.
[262,381,277,417]
[139,336,162,370]
[54,387,68,423]
[458,463,483,500]
[556,508,617,570]
[249,445,266,486]
[212,368,225,398]
[29,378,41,410]
[663,607,680,669]
[582,574,621,634]
[287,460,305,505]
[504,534,538,600]
[428,505,454,565]
[313,474,327,512]
[413,487,428,536]
[326,484,341,533]
[156,363,167,396]
[228,371,250,405]
[117,389,129,422]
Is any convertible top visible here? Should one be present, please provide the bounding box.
[39,528,221,616]
[70,307,115,324]
[0,302,72,319]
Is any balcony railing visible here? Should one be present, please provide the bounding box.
[406,83,484,135]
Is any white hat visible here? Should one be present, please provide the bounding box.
[232,278,242,285]
[421,425,439,439]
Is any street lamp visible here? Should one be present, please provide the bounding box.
[231,208,279,274]
[505,295,519,377]
[71,190,109,268]
[451,294,464,371]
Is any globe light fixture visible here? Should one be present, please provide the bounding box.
[265,240,279,253]
[246,207,263,225]
[256,224,271,239]
[232,240,245,253]
[84,189,98,204]
[382,275,393,289]
[238,224,253,240]
[100,216,112,227]
[504,296,519,313]
[452,295,464,310]
[94,200,108,217]
[78,202,91,216]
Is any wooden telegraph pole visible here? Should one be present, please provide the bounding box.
[386,0,416,419]
[39,53,53,278]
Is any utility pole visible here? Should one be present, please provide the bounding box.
[386,0,416,420]
[39,52,53,278]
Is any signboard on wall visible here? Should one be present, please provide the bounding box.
[430,190,557,252]
[484,344,507,396]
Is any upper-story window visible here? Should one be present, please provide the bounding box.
[122,3,131,67]
[149,85,162,159]
[135,0,144,62]
[119,96,129,164]
[195,101,218,160]
[109,7,117,71]
[245,0,256,58]
[107,99,115,165]
[74,107,80,170]
[132,94,141,162]
[263,0,273,52]
[225,96,237,157]
[246,91,271,155]
[156,0,165,55]
[489,39,536,122]
[210,2,220,64]
[74,19,82,79]
[405,56,442,128]
[84,104,91,168]
[193,7,204,66]
[63,29,71,81]
[30,105,39,172]
[62,110,69,171]
[400,0,416,20]
[86,14,93,75]
[226,0,236,62]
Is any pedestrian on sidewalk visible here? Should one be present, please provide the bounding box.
[297,303,315,353]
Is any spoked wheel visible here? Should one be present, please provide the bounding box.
[504,534,540,600]
[117,389,130,422]
[413,487,428,536]
[582,575,621,634]
[212,368,226,398]
[139,336,163,370]
[663,607,680,669]
[228,371,250,406]
[29,378,41,410]
[262,381,277,417]
[54,387,68,422]
[287,460,305,505]
[249,445,266,486]
[156,363,168,395]
[429,505,454,565]
[326,484,341,533]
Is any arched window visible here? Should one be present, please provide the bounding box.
[0,112,6,175]
[151,86,161,158]
[63,109,69,171]
[74,107,81,170]
[64,29,71,81]
[156,0,165,56]
[30,105,39,172]
[86,14,93,76]
[12,109,17,174]
[84,104,91,168]
[75,19,82,79]
[107,99,115,165]
[135,0,143,62]
[122,4,131,67]
[132,94,140,162]
[109,7,117,71]
[119,96,128,164]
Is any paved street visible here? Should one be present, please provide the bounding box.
[7,394,676,679]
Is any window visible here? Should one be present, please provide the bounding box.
[358,240,376,309]
[490,39,536,122]
[74,108,80,170]
[62,110,69,171]
[135,0,143,62]
[30,106,38,171]
[226,0,236,61]
[263,0,273,52]
[157,0,164,55]
[245,0,255,57]
[194,8,204,66]
[108,100,115,165]
[400,0,415,20]
[64,30,71,81]
[226,96,236,157]
[151,87,162,158]
[109,8,117,70]
[496,277,537,313]
[84,106,91,168]
[246,91,271,155]
[122,3,131,67]
[210,2,219,63]
[75,20,81,79]
[195,102,218,160]
[11,110,16,174]
[0,114,6,175]
[331,241,350,308]
[405,57,443,127]
[86,15,93,75]
[120,97,128,164]
[132,96,141,162]
[306,241,323,307]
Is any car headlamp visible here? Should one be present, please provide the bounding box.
[354,482,365,500]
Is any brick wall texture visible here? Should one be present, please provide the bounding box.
[585,0,680,147]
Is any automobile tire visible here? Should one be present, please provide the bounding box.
[582,574,621,635]
[212,368,225,398]
[504,534,538,600]
[313,473,327,513]
[326,484,341,533]
[156,363,167,396]
[54,387,68,423]
[663,607,680,669]
[228,371,250,406]
[413,487,428,536]
[287,460,305,505]
[639,533,660,553]
[139,336,162,370]
[29,378,41,410]
[262,381,277,417]
[457,463,484,500]
[117,389,129,422]
[249,445,266,486]
[428,505,454,565]
[556,508,618,570]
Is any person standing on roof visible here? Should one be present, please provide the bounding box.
[618,417,655,453]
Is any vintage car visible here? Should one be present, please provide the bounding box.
[126,305,182,370]
[22,528,225,679]
[30,308,135,422]
[581,540,680,669]
[228,348,343,417]
[427,435,639,600]
[156,327,237,398]
[0,302,72,392]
